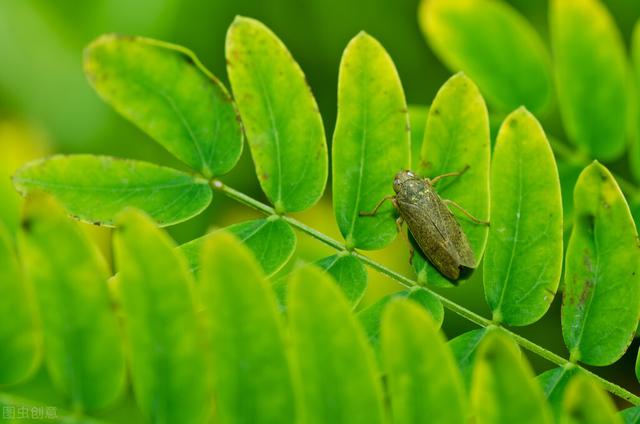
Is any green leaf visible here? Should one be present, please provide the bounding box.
[449,328,488,389]
[113,209,210,424]
[471,330,553,424]
[18,196,125,411]
[358,287,443,359]
[484,108,563,325]
[84,34,242,178]
[0,222,39,385]
[550,0,631,160]
[13,155,212,227]
[419,0,552,114]
[381,299,466,424]
[408,105,429,170]
[562,162,640,365]
[631,22,640,182]
[226,16,327,213]
[412,73,490,287]
[636,345,640,384]
[288,265,385,424]
[332,32,410,250]
[560,374,622,424]
[315,253,367,308]
[537,365,579,421]
[199,231,295,424]
[180,217,296,277]
[621,406,640,424]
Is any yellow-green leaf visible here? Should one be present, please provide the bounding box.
[471,330,553,424]
[226,16,327,213]
[412,73,490,287]
[0,222,39,385]
[332,32,410,250]
[484,108,563,325]
[199,232,295,424]
[288,265,385,424]
[180,217,296,277]
[419,0,553,114]
[382,299,465,424]
[550,0,631,160]
[560,374,622,424]
[13,155,212,227]
[19,196,125,411]
[84,34,242,177]
[114,209,210,423]
[563,162,640,365]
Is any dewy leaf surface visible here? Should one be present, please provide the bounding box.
[562,162,640,365]
[381,299,465,424]
[412,73,490,287]
[84,34,242,177]
[13,155,212,227]
[226,16,327,213]
[114,209,210,424]
[560,374,622,424]
[484,108,563,326]
[550,0,631,160]
[199,232,295,424]
[180,217,296,277]
[471,330,553,424]
[332,32,410,250]
[288,265,385,424]
[0,222,39,385]
[419,0,553,114]
[315,253,367,308]
[19,196,125,411]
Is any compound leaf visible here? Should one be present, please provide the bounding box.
[562,162,640,365]
[419,0,552,114]
[288,265,385,424]
[332,32,410,250]
[550,0,631,160]
[19,196,125,411]
[13,155,212,227]
[114,209,210,424]
[84,34,242,177]
[484,108,563,325]
[381,299,465,424]
[199,232,295,424]
[226,16,327,213]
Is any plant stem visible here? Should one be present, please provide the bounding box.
[211,179,640,406]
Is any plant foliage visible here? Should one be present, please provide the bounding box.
[3,1,640,422]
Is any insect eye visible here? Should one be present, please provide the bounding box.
[407,171,414,177]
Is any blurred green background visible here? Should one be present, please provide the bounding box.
[2,0,640,408]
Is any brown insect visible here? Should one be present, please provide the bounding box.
[360,167,488,280]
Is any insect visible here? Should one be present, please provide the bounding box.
[360,167,488,280]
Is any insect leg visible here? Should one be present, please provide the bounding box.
[443,199,490,225]
[395,216,416,264]
[429,164,470,185]
[359,195,396,217]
